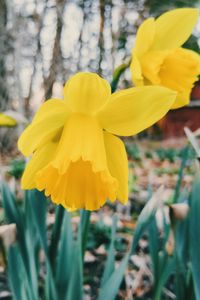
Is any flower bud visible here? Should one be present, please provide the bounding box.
[170,203,189,220]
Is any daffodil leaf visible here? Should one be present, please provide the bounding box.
[131,186,164,253]
[56,211,73,299]
[27,190,57,300]
[184,127,200,158]
[49,205,65,269]
[190,174,200,299]
[2,183,38,299]
[98,252,129,300]
[80,210,91,259]
[66,237,83,300]
[100,215,118,287]
[7,245,32,300]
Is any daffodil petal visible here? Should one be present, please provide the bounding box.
[64,72,111,114]
[97,86,176,136]
[130,53,144,86]
[134,18,155,56]
[131,18,155,86]
[18,99,69,156]
[153,8,199,50]
[0,113,17,126]
[21,140,58,189]
[171,92,189,109]
[104,132,128,204]
[32,99,69,122]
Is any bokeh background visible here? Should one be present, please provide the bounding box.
[1,0,200,118]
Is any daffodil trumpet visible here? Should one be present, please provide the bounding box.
[18,72,176,211]
[130,8,200,109]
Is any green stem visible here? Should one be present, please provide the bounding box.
[49,205,65,270]
[173,146,189,203]
[80,210,91,261]
[110,59,131,93]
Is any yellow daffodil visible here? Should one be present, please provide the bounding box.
[0,113,17,126]
[130,8,200,109]
[18,72,176,211]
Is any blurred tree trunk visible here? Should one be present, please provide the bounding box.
[43,0,65,100]
[77,0,86,70]
[98,0,105,75]
[0,0,9,111]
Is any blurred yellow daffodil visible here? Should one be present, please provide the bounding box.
[0,113,17,126]
[18,72,176,211]
[130,8,200,109]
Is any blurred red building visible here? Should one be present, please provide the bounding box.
[159,82,200,137]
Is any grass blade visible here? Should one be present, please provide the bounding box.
[56,211,73,298]
[131,186,164,254]
[80,210,91,260]
[7,245,31,300]
[27,189,57,300]
[1,182,23,231]
[49,205,65,269]
[153,255,175,300]
[2,183,38,299]
[66,232,83,300]
[148,216,160,283]
[98,252,129,300]
[100,215,117,287]
[189,175,200,299]
[98,187,164,300]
